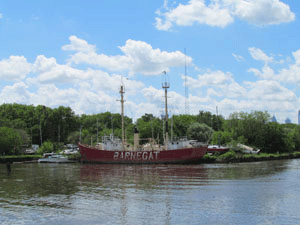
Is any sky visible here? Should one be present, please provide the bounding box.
[0,0,300,123]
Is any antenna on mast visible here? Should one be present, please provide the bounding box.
[117,78,126,150]
[162,71,169,149]
[184,48,189,115]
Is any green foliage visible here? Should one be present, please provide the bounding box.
[1,103,300,156]
[67,131,80,144]
[1,154,42,159]
[0,154,42,163]
[78,111,133,144]
[172,114,197,138]
[263,122,287,153]
[292,125,300,151]
[67,151,81,160]
[211,131,232,145]
[197,110,224,131]
[217,150,237,161]
[0,103,78,145]
[224,111,270,147]
[223,111,292,153]
[37,141,54,155]
[187,122,214,143]
[137,114,163,144]
[0,126,23,155]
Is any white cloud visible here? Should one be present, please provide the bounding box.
[62,35,96,53]
[248,48,300,84]
[225,0,295,26]
[292,49,300,65]
[1,36,300,124]
[249,47,273,63]
[186,70,246,98]
[278,64,300,84]
[30,84,78,107]
[277,50,300,83]
[0,56,32,81]
[31,55,91,84]
[245,80,297,102]
[90,72,145,96]
[0,82,31,104]
[248,64,275,79]
[232,53,244,62]
[187,70,234,88]
[155,0,234,30]
[155,0,295,30]
[63,36,192,75]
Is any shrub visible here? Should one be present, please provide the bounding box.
[37,141,54,155]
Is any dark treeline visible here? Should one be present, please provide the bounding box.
[0,103,299,155]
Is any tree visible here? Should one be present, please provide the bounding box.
[197,110,224,131]
[292,125,300,151]
[137,114,163,144]
[224,111,271,149]
[0,126,23,155]
[262,122,286,153]
[187,123,214,143]
[211,131,233,145]
[172,114,197,138]
[37,141,54,155]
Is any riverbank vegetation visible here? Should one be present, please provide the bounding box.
[0,154,41,163]
[202,150,300,163]
[1,103,300,158]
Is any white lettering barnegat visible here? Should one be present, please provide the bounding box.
[113,151,159,161]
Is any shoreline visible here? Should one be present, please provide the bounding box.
[198,151,300,164]
[1,151,300,164]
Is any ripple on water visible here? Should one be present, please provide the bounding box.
[1,160,300,225]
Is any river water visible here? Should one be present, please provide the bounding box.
[1,159,300,225]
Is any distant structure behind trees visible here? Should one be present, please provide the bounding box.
[271,115,277,123]
[285,117,292,124]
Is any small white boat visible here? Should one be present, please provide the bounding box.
[208,145,229,153]
[237,144,260,154]
[38,154,69,163]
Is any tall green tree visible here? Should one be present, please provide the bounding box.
[0,127,23,155]
[136,114,163,144]
[224,111,270,148]
[187,123,214,143]
[197,110,224,131]
[172,114,197,138]
[211,131,233,145]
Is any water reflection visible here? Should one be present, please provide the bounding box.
[204,160,289,180]
[0,159,296,225]
[80,164,209,190]
[0,160,289,199]
[79,160,289,188]
[0,164,79,199]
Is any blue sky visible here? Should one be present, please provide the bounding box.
[0,0,299,123]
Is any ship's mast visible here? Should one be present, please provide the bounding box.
[184,48,189,115]
[162,71,169,149]
[119,84,125,149]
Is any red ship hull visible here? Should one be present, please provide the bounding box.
[78,142,207,164]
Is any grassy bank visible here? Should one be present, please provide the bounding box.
[0,153,80,164]
[201,151,300,163]
[0,155,42,164]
